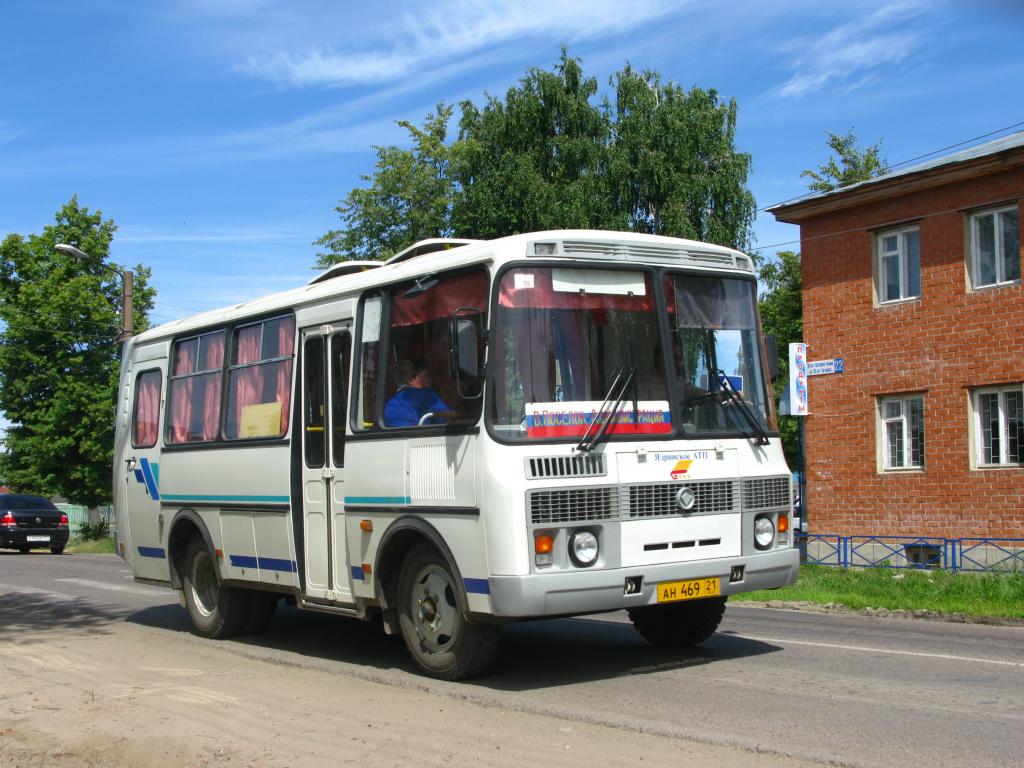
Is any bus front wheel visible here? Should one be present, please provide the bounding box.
[182,536,248,639]
[628,596,727,648]
[396,543,501,680]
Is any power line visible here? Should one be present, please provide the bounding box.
[759,120,1024,215]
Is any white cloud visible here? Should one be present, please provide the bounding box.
[232,0,681,88]
[772,2,935,100]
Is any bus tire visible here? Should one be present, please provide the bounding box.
[182,536,248,639]
[628,596,727,648]
[243,591,278,635]
[396,543,501,680]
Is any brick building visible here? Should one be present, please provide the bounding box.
[769,133,1023,539]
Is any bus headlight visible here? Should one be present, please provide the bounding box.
[754,515,775,550]
[569,529,599,567]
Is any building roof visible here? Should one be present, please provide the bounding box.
[769,131,1024,223]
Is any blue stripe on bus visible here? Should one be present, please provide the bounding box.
[351,566,365,581]
[138,546,166,559]
[463,578,490,595]
[344,496,412,505]
[140,458,160,500]
[161,494,291,504]
[228,555,297,573]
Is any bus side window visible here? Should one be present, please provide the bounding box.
[132,369,162,448]
[382,269,489,428]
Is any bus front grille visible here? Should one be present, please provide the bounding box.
[626,480,737,518]
[741,476,791,510]
[529,487,619,524]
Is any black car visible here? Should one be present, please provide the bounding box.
[0,494,70,554]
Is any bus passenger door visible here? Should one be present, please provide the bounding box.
[121,361,168,582]
[299,325,352,604]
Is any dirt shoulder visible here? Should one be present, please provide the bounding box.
[2,619,825,768]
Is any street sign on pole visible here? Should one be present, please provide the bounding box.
[788,343,808,416]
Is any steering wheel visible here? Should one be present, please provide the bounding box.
[417,412,436,426]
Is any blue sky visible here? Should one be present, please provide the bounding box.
[3,0,1023,326]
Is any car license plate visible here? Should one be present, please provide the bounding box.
[656,577,720,603]
[26,535,50,542]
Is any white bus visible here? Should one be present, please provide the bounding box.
[113,230,798,679]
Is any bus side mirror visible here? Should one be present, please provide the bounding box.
[764,335,780,382]
[449,309,485,399]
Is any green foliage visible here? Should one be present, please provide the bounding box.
[77,517,110,541]
[607,65,756,249]
[734,565,1024,620]
[451,50,615,238]
[800,129,888,192]
[314,104,456,266]
[758,250,802,467]
[317,51,757,264]
[0,198,155,507]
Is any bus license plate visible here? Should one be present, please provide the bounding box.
[656,577,720,603]
[26,535,50,542]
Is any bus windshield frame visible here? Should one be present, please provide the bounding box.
[486,262,776,444]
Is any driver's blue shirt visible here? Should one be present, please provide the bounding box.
[384,386,450,427]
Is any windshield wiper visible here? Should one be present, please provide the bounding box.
[576,366,637,453]
[713,369,770,446]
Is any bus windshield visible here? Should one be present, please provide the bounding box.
[666,273,772,437]
[489,266,773,442]
[490,267,669,441]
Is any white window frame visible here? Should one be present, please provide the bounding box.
[969,205,1020,289]
[876,225,921,304]
[879,394,925,470]
[973,386,1023,468]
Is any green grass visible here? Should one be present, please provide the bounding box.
[732,564,1024,620]
[65,536,116,555]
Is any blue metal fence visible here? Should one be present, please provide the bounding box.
[796,534,1024,573]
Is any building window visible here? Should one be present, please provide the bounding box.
[970,205,1020,289]
[877,226,920,303]
[974,386,1023,467]
[880,395,924,470]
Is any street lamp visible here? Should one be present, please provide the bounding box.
[55,243,135,340]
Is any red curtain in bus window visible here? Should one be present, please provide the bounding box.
[133,371,161,447]
[232,325,262,434]
[202,334,224,441]
[276,318,295,434]
[169,341,195,444]
[390,270,488,327]
[498,269,654,312]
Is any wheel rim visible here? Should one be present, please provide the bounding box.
[409,564,460,654]
[190,549,219,618]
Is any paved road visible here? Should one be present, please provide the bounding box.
[3,551,1023,767]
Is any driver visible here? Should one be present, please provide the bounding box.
[385,360,454,427]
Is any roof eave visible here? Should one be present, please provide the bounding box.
[769,147,1024,224]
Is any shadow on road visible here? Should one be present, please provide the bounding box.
[126,602,781,689]
[0,592,123,643]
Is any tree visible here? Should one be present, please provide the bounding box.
[315,103,455,266]
[0,198,155,507]
[317,51,758,263]
[800,129,888,192]
[451,50,615,238]
[758,250,802,467]
[608,66,756,250]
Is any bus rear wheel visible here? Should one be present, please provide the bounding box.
[182,537,248,639]
[396,543,501,680]
[628,596,727,648]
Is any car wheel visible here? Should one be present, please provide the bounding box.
[18,546,30,554]
[628,596,727,648]
[181,536,248,639]
[396,543,501,680]
[50,545,65,555]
